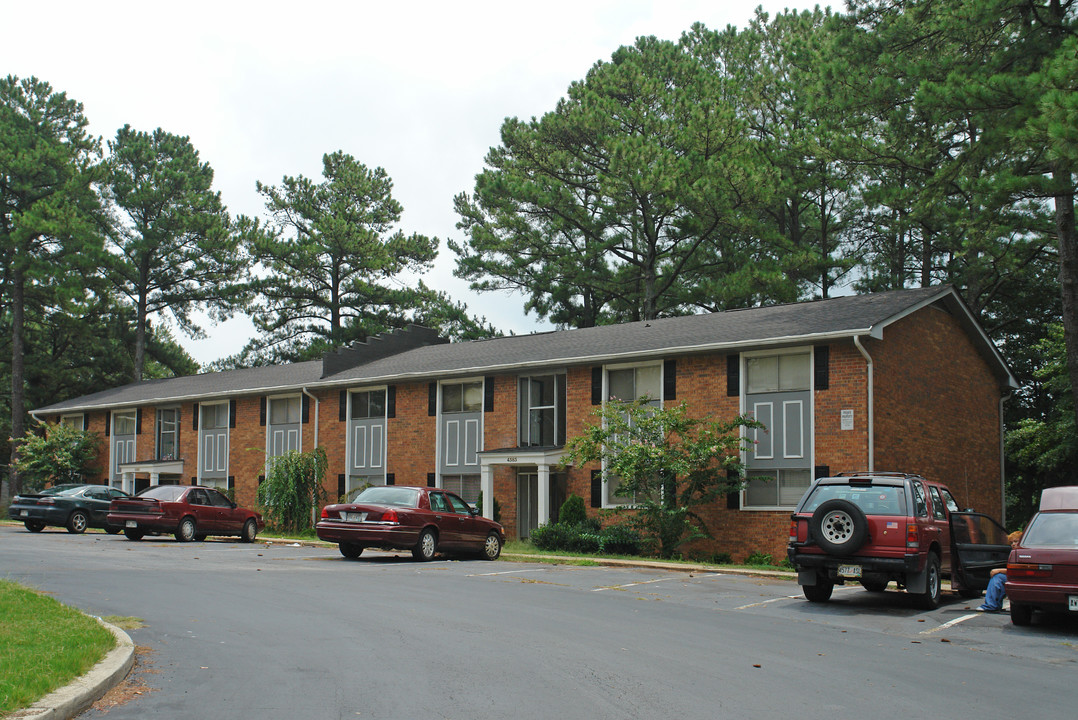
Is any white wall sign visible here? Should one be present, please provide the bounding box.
[841,409,854,431]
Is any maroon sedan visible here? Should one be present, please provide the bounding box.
[107,485,264,543]
[316,485,505,561]
[1006,486,1078,625]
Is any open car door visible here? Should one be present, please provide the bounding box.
[950,511,1011,594]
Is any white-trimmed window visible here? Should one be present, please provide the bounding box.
[442,381,483,413]
[348,388,387,493]
[200,402,229,480]
[156,408,178,461]
[268,396,301,458]
[442,475,480,504]
[742,350,812,509]
[518,374,566,447]
[603,363,663,507]
[60,414,85,430]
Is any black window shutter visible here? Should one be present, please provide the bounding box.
[727,354,740,397]
[105,411,111,437]
[663,359,677,401]
[229,399,237,428]
[339,390,347,422]
[227,476,235,490]
[814,465,831,480]
[192,403,200,431]
[591,367,603,405]
[301,395,310,424]
[135,408,142,434]
[726,490,741,510]
[386,473,395,486]
[259,397,267,426]
[82,414,88,431]
[427,472,437,488]
[484,376,494,412]
[190,477,198,486]
[337,474,345,498]
[258,474,265,485]
[590,470,602,508]
[428,383,437,416]
[814,345,830,390]
[387,386,396,419]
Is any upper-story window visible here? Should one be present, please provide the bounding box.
[270,396,302,425]
[351,389,386,419]
[608,365,662,405]
[114,413,137,436]
[442,381,483,413]
[156,408,178,461]
[518,374,566,447]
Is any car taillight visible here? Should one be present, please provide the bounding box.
[1008,563,1053,579]
[321,506,330,519]
[789,520,799,543]
[906,524,919,548]
[38,498,55,505]
[382,508,399,524]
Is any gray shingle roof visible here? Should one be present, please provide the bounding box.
[33,285,1015,415]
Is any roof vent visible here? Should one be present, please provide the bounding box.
[321,325,448,378]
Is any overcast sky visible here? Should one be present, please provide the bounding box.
[4,0,827,366]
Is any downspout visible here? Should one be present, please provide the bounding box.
[302,387,321,527]
[999,392,1012,527]
[853,336,874,472]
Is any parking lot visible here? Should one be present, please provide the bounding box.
[2,525,1076,719]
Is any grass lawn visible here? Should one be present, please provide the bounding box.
[0,579,116,716]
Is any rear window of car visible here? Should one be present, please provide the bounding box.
[137,485,187,502]
[354,486,420,508]
[1022,512,1078,548]
[801,485,907,516]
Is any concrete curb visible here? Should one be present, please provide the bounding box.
[11,617,135,720]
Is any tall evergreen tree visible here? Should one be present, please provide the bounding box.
[242,151,440,362]
[105,125,247,381]
[0,75,105,499]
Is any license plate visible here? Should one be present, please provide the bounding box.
[1069,596,1078,612]
[125,520,138,528]
[344,512,367,523]
[20,510,28,517]
[838,564,862,578]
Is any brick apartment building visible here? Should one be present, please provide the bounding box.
[32,285,1016,561]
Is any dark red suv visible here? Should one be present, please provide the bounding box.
[787,472,1010,608]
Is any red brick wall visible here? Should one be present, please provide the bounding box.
[386,382,437,486]
[871,308,1003,518]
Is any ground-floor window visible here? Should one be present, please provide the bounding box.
[744,468,812,508]
[442,475,480,504]
[345,474,386,502]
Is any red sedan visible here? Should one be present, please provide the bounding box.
[107,485,264,543]
[316,485,505,561]
[1006,486,1078,625]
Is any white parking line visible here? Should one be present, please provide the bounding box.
[736,595,804,609]
[920,613,979,634]
[468,568,550,577]
[592,573,723,592]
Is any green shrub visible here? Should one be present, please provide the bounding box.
[598,524,642,555]
[558,494,588,526]
[529,521,642,556]
[744,551,774,566]
[529,522,573,551]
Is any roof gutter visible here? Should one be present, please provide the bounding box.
[999,391,1011,526]
[853,335,874,471]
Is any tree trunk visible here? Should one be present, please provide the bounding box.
[6,264,26,500]
[1054,162,1078,433]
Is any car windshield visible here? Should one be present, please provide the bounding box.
[802,485,907,516]
[1023,512,1078,548]
[354,486,420,508]
[36,484,84,496]
[136,485,188,502]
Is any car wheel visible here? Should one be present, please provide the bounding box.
[1010,602,1033,626]
[861,578,889,593]
[175,517,197,543]
[412,528,437,561]
[809,499,868,555]
[482,532,502,561]
[24,520,46,533]
[124,529,144,541]
[918,554,942,610]
[803,579,835,603]
[240,519,258,543]
[66,510,89,534]
[339,542,364,559]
